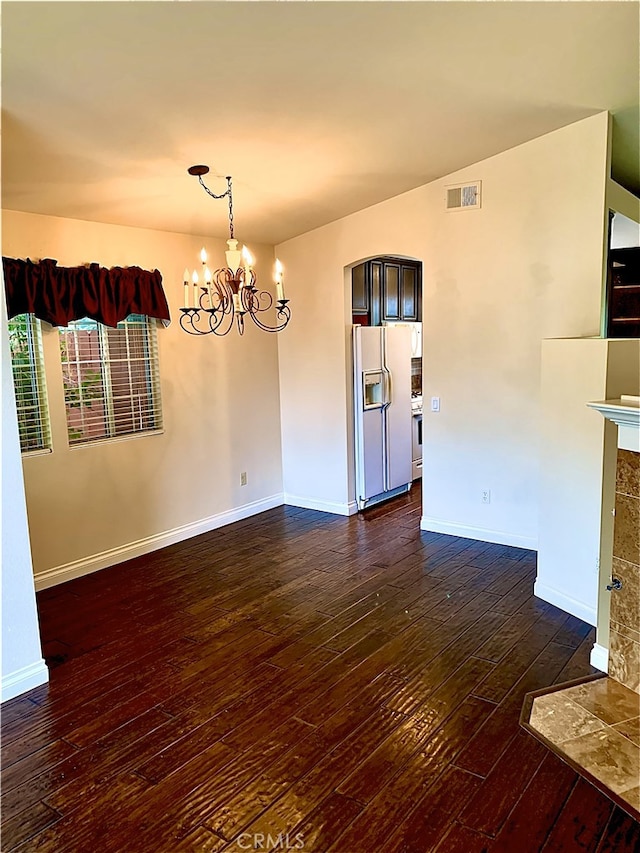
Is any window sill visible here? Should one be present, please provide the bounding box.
[67,429,165,451]
[21,447,53,458]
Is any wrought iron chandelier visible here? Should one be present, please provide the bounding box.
[180,165,291,336]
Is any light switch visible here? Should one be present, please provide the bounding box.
[431,396,440,412]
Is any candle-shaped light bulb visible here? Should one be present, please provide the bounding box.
[192,270,199,309]
[183,267,190,308]
[242,246,253,290]
[200,247,207,264]
[275,259,285,301]
[204,267,213,309]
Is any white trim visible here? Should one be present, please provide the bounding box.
[420,516,537,551]
[2,659,48,703]
[284,494,358,516]
[587,398,640,433]
[618,424,640,453]
[590,643,609,673]
[34,493,285,590]
[68,428,164,451]
[533,579,597,627]
[21,447,53,458]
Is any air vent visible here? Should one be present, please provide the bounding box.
[446,181,481,211]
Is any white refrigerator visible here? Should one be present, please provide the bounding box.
[353,325,412,510]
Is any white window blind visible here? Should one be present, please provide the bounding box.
[59,314,162,446]
[8,315,51,453]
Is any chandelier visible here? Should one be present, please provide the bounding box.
[180,165,291,336]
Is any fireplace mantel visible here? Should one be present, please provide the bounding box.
[587,396,640,452]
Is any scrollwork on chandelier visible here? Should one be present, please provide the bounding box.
[180,166,291,336]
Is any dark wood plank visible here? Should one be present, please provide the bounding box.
[455,639,578,777]
[2,486,634,853]
[337,656,494,804]
[434,822,493,853]
[595,806,640,852]
[2,707,171,823]
[458,730,547,836]
[237,705,405,843]
[384,765,482,853]
[490,754,578,852]
[0,801,61,851]
[540,777,614,852]
[328,696,496,852]
[0,739,78,794]
[285,791,363,853]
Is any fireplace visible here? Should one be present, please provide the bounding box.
[522,396,640,820]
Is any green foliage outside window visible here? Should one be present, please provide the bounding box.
[8,314,50,452]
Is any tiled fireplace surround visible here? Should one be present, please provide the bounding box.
[523,399,640,820]
[609,448,640,693]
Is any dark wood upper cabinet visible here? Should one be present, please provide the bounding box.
[352,258,421,325]
[382,263,401,321]
[400,264,419,321]
[370,262,382,327]
[352,263,368,315]
[607,247,640,338]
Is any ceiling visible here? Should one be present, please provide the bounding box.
[2,1,639,246]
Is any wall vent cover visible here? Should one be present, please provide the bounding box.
[446,181,481,211]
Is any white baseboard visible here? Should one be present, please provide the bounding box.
[420,516,537,551]
[34,493,285,590]
[2,659,49,703]
[533,579,597,627]
[590,642,609,673]
[284,494,358,516]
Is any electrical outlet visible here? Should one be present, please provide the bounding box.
[240,472,247,486]
[482,489,491,504]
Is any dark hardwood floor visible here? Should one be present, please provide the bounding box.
[2,486,639,852]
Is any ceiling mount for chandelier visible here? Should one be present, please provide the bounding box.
[180,165,290,336]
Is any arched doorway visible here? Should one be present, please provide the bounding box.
[347,255,423,514]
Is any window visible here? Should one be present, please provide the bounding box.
[59,314,162,446]
[8,314,51,453]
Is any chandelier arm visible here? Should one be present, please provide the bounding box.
[211,308,236,336]
[243,288,274,314]
[179,309,210,335]
[247,301,291,333]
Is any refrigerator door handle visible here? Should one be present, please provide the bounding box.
[382,367,392,407]
[381,405,389,492]
[381,368,392,490]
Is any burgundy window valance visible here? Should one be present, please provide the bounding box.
[2,257,171,328]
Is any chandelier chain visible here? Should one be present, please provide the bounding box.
[196,175,235,239]
[227,178,234,240]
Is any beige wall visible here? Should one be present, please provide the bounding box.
[538,338,640,639]
[2,210,284,587]
[277,112,611,545]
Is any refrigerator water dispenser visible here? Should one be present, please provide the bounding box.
[363,370,385,408]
